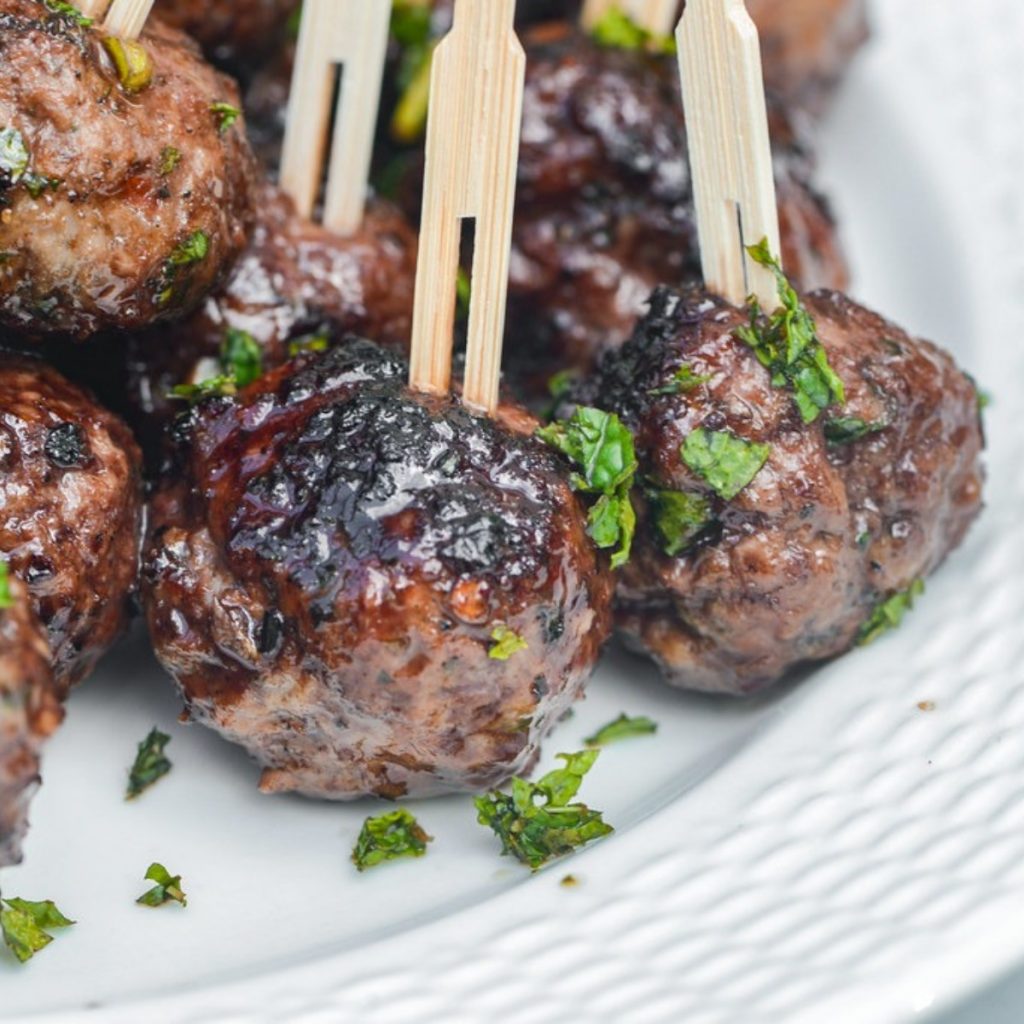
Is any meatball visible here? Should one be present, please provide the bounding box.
[0,355,144,692]
[582,286,984,695]
[0,573,61,868]
[154,0,300,77]
[0,1,259,338]
[498,23,848,401]
[118,182,417,465]
[144,339,613,799]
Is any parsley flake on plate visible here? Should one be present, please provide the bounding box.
[126,727,172,800]
[681,427,771,501]
[538,408,638,569]
[857,580,925,646]
[584,714,658,747]
[137,863,187,908]
[352,808,433,872]
[475,751,614,870]
[1,898,74,963]
[489,625,528,661]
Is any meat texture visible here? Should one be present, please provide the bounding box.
[0,1,258,338]
[583,287,984,695]
[154,0,300,77]
[494,25,848,400]
[144,340,613,799]
[0,356,144,692]
[120,183,418,464]
[0,574,61,867]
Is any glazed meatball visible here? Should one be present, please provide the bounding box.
[579,287,984,695]
[118,182,417,464]
[497,23,848,401]
[0,1,259,338]
[0,573,61,868]
[0,356,144,692]
[144,340,613,799]
[155,0,300,77]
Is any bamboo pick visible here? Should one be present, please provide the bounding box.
[77,0,110,19]
[103,0,155,39]
[279,0,392,235]
[581,0,678,37]
[408,0,526,415]
[675,0,780,307]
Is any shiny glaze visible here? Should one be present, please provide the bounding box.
[144,340,613,799]
[582,286,984,695]
[0,0,258,338]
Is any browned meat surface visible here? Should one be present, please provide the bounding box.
[498,24,848,401]
[0,356,144,692]
[154,0,300,76]
[580,287,984,695]
[0,574,61,867]
[118,183,417,464]
[0,2,258,339]
[144,339,613,799]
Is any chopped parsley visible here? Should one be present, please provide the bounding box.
[584,714,658,747]
[591,7,677,54]
[538,408,638,569]
[136,863,187,908]
[126,727,172,800]
[0,561,13,610]
[221,329,263,388]
[351,809,432,872]
[103,37,153,93]
[648,364,712,396]
[159,146,182,176]
[0,127,30,187]
[489,625,528,661]
[857,580,925,646]
[475,751,613,870]
[647,489,712,556]
[1,898,74,963]
[737,239,845,423]
[681,427,770,501]
[210,102,241,134]
[43,0,92,24]
[157,230,210,306]
[287,332,330,358]
[23,174,60,199]
[389,0,436,142]
[824,416,886,447]
[169,374,236,403]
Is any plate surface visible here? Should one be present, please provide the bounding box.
[4,1,1023,1021]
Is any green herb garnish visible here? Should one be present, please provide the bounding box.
[591,6,677,54]
[647,489,712,556]
[168,230,209,266]
[159,146,182,176]
[351,808,432,872]
[538,408,638,569]
[126,727,172,799]
[455,267,471,321]
[220,329,263,389]
[737,239,845,423]
[857,580,925,646]
[489,625,528,661]
[169,374,236,403]
[475,751,613,870]
[136,863,187,908]
[1,898,74,963]
[681,427,770,501]
[0,561,13,610]
[210,102,241,134]
[0,128,30,186]
[584,714,658,747]
[287,332,330,358]
[648,364,712,396]
[103,37,153,93]
[824,416,886,447]
[23,173,60,199]
[43,0,92,24]
[389,0,435,142]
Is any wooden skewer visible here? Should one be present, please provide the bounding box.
[581,0,678,37]
[675,0,780,307]
[103,0,156,39]
[77,0,110,19]
[408,0,526,415]
[279,0,392,235]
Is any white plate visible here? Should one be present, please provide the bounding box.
[4,1,1023,1021]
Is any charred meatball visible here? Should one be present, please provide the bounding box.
[0,573,61,868]
[144,339,613,799]
[579,286,984,695]
[155,0,300,77]
[0,1,258,338]
[0,356,143,692]
[497,23,848,401]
